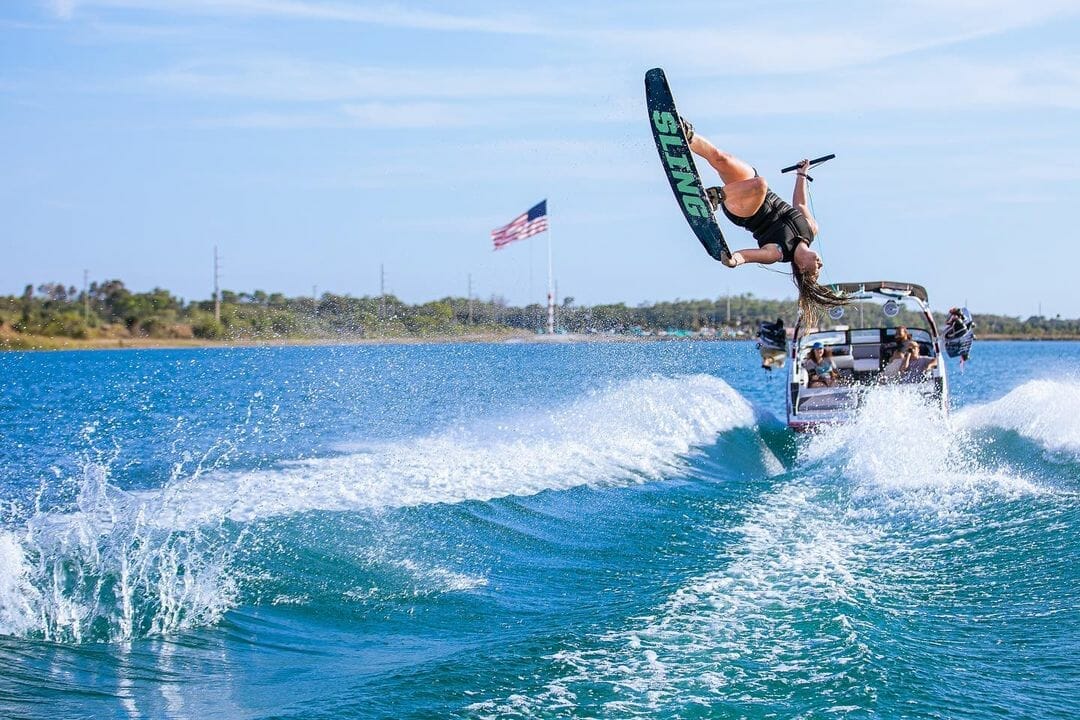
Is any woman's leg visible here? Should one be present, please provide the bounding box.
[688,132,767,217]
[688,132,753,183]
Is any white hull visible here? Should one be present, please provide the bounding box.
[786,281,949,431]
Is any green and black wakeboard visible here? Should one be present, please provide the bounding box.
[644,67,730,263]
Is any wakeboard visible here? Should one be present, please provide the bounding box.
[645,67,730,263]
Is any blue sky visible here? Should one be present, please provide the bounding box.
[2,1,1079,316]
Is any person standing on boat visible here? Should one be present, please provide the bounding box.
[680,119,846,319]
[884,326,914,361]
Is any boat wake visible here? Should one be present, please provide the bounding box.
[0,374,761,643]
[469,382,1069,718]
[954,378,1080,460]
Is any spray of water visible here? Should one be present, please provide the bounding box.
[470,384,1059,717]
[0,374,759,643]
[954,379,1080,459]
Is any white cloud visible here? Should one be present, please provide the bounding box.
[45,0,544,34]
[143,48,1080,124]
[46,0,1080,119]
[197,104,490,130]
[195,110,340,129]
[82,20,208,40]
[585,0,1080,75]
[143,58,606,102]
[340,101,483,128]
[688,54,1080,116]
[47,0,77,19]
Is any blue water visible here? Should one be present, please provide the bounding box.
[0,341,1077,719]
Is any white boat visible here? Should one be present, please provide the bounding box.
[786,281,948,431]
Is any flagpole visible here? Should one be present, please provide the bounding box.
[546,200,555,335]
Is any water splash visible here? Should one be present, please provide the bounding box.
[954,379,1080,459]
[468,475,885,718]
[469,385,1057,718]
[800,386,1044,510]
[8,460,240,643]
[0,374,758,643]
[137,374,760,529]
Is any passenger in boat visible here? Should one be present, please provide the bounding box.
[880,350,906,380]
[879,328,913,379]
[680,119,846,319]
[883,326,913,359]
[899,341,937,382]
[803,342,839,388]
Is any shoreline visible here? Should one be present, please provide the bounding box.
[3,332,1080,352]
[0,331,661,351]
[0,332,526,352]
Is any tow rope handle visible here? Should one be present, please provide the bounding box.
[781,153,835,182]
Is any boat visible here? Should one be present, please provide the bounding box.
[786,281,949,431]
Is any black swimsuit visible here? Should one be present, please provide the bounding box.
[721,190,813,262]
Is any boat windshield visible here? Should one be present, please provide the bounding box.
[817,294,932,335]
[798,292,938,360]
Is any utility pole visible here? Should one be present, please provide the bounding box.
[379,264,386,321]
[82,269,89,321]
[553,280,559,332]
[467,273,473,326]
[213,246,221,323]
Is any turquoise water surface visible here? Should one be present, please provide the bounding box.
[0,341,1077,719]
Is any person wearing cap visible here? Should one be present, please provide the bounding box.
[802,341,838,387]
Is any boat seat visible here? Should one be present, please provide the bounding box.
[797,386,856,412]
[851,343,881,372]
[827,345,853,370]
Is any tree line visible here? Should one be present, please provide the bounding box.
[2,280,1078,342]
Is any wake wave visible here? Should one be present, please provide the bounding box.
[467,480,883,718]
[470,385,1059,717]
[954,378,1080,459]
[0,374,758,642]
[153,373,758,528]
[801,386,1044,503]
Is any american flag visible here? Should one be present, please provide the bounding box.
[491,200,548,250]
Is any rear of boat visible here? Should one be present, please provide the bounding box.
[786,281,949,431]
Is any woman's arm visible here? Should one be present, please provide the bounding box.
[724,244,783,267]
[792,159,820,237]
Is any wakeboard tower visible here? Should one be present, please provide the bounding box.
[786,281,949,431]
[645,68,730,264]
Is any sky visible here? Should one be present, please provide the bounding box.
[2,1,1080,317]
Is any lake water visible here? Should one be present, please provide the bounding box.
[0,340,1077,718]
